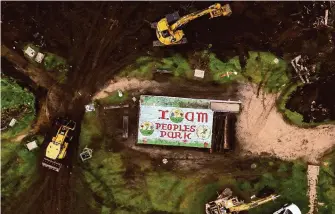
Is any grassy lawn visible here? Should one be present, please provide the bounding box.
[1,76,35,140]
[43,52,69,83]
[117,51,289,93]
[317,150,335,214]
[208,53,243,84]
[79,111,103,151]
[79,107,309,214]
[246,161,309,214]
[118,54,193,80]
[1,76,40,206]
[243,52,289,93]
[97,91,129,106]
[79,148,309,214]
[1,135,43,206]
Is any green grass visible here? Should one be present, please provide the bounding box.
[79,127,309,214]
[159,54,193,78]
[240,161,309,214]
[98,91,129,106]
[1,76,35,139]
[79,111,103,150]
[244,52,289,93]
[118,51,288,93]
[118,54,193,80]
[1,137,42,206]
[317,150,335,214]
[1,77,35,110]
[118,56,157,79]
[208,53,243,84]
[1,113,35,140]
[43,52,69,83]
[80,150,238,214]
[80,152,309,214]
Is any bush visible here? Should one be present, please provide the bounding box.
[209,53,243,84]
[244,52,289,93]
[1,76,35,139]
[1,140,39,206]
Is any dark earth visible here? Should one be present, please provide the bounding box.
[1,1,335,214]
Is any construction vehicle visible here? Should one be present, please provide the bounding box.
[42,118,76,172]
[151,3,232,46]
[205,188,280,214]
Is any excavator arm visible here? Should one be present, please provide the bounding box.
[153,3,232,46]
[229,194,280,212]
[170,4,232,31]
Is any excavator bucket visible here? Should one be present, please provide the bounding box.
[153,37,188,47]
[42,157,62,172]
[209,4,232,18]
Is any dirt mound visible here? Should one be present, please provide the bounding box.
[236,84,335,163]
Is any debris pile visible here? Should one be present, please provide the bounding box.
[85,103,95,112]
[80,147,93,162]
[291,55,316,84]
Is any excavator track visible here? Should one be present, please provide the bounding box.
[153,37,188,47]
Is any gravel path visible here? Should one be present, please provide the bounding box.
[236,84,335,163]
[307,165,320,214]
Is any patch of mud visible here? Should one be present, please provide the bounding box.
[236,84,335,163]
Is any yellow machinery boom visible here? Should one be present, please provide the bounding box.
[205,188,280,214]
[152,3,232,46]
[229,194,280,212]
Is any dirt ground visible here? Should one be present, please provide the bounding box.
[95,78,335,166]
[236,83,335,164]
[96,78,240,172]
[2,2,334,214]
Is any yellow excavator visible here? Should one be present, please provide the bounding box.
[205,188,280,214]
[42,118,76,172]
[151,3,232,46]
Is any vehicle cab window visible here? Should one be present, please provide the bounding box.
[161,30,170,38]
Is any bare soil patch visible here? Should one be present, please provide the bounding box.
[236,84,335,163]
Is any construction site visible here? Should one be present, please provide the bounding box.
[1,1,335,214]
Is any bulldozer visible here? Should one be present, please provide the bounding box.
[151,3,232,46]
[41,118,76,172]
[205,188,280,214]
